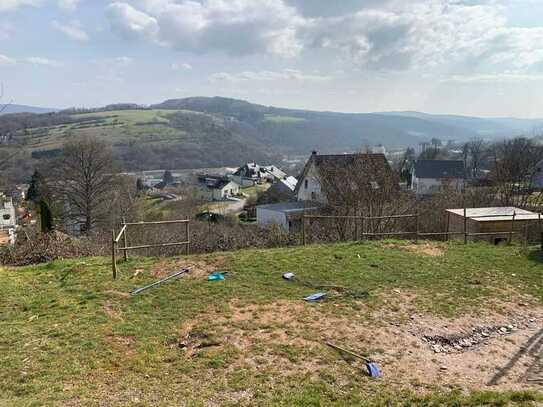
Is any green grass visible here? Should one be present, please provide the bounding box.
[1,241,542,406]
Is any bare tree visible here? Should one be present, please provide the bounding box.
[463,138,487,179]
[490,137,543,208]
[315,154,407,238]
[48,136,117,233]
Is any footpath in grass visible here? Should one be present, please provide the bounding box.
[1,240,542,406]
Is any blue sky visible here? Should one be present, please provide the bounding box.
[1,0,543,117]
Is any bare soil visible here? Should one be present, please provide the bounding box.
[384,241,446,257]
[172,295,543,394]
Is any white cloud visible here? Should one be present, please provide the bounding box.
[443,73,543,83]
[106,2,159,41]
[0,54,16,65]
[104,0,543,77]
[0,0,42,12]
[209,69,332,83]
[58,0,80,12]
[26,57,64,67]
[106,0,304,56]
[171,62,192,70]
[91,56,134,66]
[52,20,89,42]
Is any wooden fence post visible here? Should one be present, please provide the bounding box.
[112,229,117,280]
[463,198,468,245]
[415,210,419,243]
[509,211,516,245]
[446,211,451,242]
[302,215,306,246]
[185,219,190,256]
[539,213,542,251]
[122,217,128,262]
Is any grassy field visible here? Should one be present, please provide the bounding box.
[20,109,187,152]
[1,241,542,406]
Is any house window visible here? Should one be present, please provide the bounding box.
[2,214,10,220]
[304,179,308,189]
[311,192,316,200]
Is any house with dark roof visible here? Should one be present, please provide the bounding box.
[294,151,397,204]
[411,160,466,196]
[532,159,543,189]
[232,162,287,187]
[197,175,240,201]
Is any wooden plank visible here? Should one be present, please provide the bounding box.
[119,241,190,251]
[123,219,189,226]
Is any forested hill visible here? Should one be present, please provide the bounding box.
[1,96,542,183]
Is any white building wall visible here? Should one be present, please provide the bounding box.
[414,177,464,196]
[296,163,327,204]
[0,200,16,229]
[256,208,288,230]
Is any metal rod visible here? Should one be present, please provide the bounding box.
[131,268,190,295]
[325,342,371,363]
[119,241,191,251]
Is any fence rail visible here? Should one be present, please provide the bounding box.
[111,218,190,279]
[302,210,543,249]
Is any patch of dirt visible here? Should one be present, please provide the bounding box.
[170,296,543,393]
[384,242,446,257]
[104,290,130,299]
[102,301,121,319]
[150,256,226,279]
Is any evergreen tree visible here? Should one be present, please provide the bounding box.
[39,199,53,233]
[26,170,44,203]
[136,178,145,193]
[163,170,174,185]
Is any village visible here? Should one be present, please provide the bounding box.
[3,140,543,249]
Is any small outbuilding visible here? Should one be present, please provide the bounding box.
[256,201,320,232]
[197,175,240,201]
[446,207,541,243]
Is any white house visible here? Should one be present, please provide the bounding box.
[294,151,395,204]
[532,159,543,189]
[0,195,17,245]
[197,175,240,201]
[411,160,466,197]
[232,163,288,186]
[256,201,319,232]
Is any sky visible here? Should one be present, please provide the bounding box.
[1,0,543,117]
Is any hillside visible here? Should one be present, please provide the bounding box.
[1,241,542,405]
[0,103,57,115]
[1,96,542,183]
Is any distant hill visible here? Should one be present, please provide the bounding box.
[0,104,57,115]
[153,97,543,148]
[1,96,542,183]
